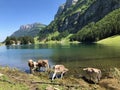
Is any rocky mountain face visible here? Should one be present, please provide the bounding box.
[65,0,78,8]
[40,0,120,37]
[55,0,78,18]
[11,23,46,37]
[57,0,120,33]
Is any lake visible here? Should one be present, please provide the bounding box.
[0,43,120,75]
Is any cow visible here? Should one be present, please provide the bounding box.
[83,67,102,83]
[51,65,68,80]
[37,59,49,72]
[28,59,38,73]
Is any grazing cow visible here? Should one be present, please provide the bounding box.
[28,59,38,73]
[52,65,68,80]
[37,59,49,71]
[83,67,102,83]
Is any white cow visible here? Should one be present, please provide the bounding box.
[83,67,102,83]
[52,65,68,80]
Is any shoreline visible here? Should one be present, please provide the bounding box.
[35,40,80,45]
[0,66,120,90]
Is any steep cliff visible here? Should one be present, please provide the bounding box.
[38,0,120,42]
[11,23,46,37]
[56,0,120,33]
[55,0,78,18]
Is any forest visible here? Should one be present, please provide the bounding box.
[70,8,120,42]
[5,36,34,45]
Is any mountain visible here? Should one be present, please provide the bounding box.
[70,8,120,42]
[38,0,120,42]
[11,23,46,37]
[55,0,78,18]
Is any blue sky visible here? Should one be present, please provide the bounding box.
[0,0,66,42]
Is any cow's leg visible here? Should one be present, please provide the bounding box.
[52,72,56,80]
[61,72,64,79]
[44,66,47,72]
[93,73,99,84]
[39,66,41,71]
[32,66,37,73]
[45,64,49,72]
[98,71,101,81]
[31,68,35,74]
[30,67,32,74]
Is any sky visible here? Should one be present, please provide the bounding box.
[0,0,66,42]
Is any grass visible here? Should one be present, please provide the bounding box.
[0,75,28,90]
[0,66,120,90]
[0,67,83,90]
[35,35,120,45]
[34,36,42,44]
[34,34,80,44]
[47,31,59,40]
[97,35,120,46]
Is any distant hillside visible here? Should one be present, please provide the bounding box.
[11,23,46,37]
[38,0,120,43]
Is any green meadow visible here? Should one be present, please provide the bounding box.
[97,35,120,46]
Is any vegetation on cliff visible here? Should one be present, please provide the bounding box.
[70,8,120,42]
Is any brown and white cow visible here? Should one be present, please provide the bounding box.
[37,59,49,71]
[28,59,38,73]
[83,67,102,83]
[52,65,68,80]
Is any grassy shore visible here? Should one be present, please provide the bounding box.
[34,36,80,45]
[0,43,1,46]
[0,66,120,90]
[97,35,120,46]
[0,42,4,46]
[35,35,120,45]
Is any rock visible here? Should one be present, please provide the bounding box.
[65,0,78,9]
[55,4,65,18]
[46,85,54,90]
[55,0,78,18]
[0,73,3,77]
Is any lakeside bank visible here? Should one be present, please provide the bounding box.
[0,66,120,90]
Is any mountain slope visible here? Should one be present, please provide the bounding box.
[70,8,120,42]
[38,0,120,42]
[11,23,46,37]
